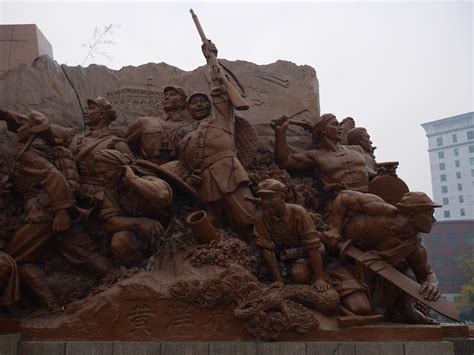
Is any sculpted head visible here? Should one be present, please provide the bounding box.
[312,113,342,144]
[256,179,287,217]
[347,127,374,154]
[84,97,116,129]
[94,149,134,189]
[396,192,442,233]
[163,86,187,113]
[187,92,211,121]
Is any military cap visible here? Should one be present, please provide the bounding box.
[187,92,211,107]
[163,86,187,99]
[256,179,287,195]
[396,192,442,212]
[87,97,117,121]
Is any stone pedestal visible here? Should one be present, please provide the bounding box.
[0,24,53,74]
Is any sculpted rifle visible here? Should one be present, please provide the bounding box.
[190,9,249,111]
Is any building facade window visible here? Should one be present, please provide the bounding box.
[440,174,447,182]
[459,195,464,203]
[457,183,463,191]
[434,256,444,267]
[460,208,465,216]
[471,169,474,177]
[449,255,459,266]
[456,171,461,179]
[447,234,456,244]
[454,148,459,156]
[465,232,474,245]
[470,157,474,165]
[470,145,474,153]
[442,197,449,205]
[452,133,458,143]
[437,137,443,146]
[439,162,446,170]
[444,210,451,218]
[438,151,444,159]
[432,234,440,245]
[468,130,474,140]
[455,160,460,168]
[441,186,448,193]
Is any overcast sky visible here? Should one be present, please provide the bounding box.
[1,0,472,196]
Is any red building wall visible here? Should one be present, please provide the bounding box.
[422,220,474,294]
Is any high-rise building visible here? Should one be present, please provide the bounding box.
[421,112,474,221]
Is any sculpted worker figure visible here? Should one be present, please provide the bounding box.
[252,179,331,291]
[346,127,377,177]
[178,42,255,232]
[125,86,193,165]
[327,190,442,324]
[272,114,369,193]
[95,149,173,267]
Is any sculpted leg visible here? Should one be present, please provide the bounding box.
[7,222,53,264]
[18,264,58,311]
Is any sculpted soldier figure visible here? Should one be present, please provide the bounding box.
[252,179,331,291]
[273,114,369,193]
[326,190,442,324]
[125,86,193,165]
[178,42,255,232]
[95,149,173,267]
[0,109,112,310]
[53,97,133,198]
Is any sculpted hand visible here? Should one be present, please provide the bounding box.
[314,279,331,292]
[52,209,71,232]
[270,115,290,133]
[16,125,31,140]
[122,166,137,185]
[139,218,163,237]
[419,281,441,301]
[201,40,218,59]
[186,171,202,188]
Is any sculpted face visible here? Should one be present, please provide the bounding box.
[321,117,342,142]
[359,130,373,153]
[84,103,104,127]
[95,161,120,189]
[163,89,184,111]
[413,208,436,233]
[188,95,211,121]
[260,192,286,217]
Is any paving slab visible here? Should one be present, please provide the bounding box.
[18,342,65,355]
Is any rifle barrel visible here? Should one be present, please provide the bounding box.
[190,9,208,43]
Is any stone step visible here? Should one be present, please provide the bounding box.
[0,334,20,355]
[12,341,456,355]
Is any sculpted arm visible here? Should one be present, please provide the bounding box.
[407,244,441,301]
[328,190,397,238]
[114,140,134,157]
[125,121,141,151]
[0,108,25,131]
[122,167,172,210]
[272,115,316,172]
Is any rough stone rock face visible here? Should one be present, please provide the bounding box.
[0,55,320,150]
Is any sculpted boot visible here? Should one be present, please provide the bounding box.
[18,264,59,311]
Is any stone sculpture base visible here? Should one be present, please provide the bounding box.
[2,336,471,355]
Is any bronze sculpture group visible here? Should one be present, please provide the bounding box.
[0,10,459,341]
